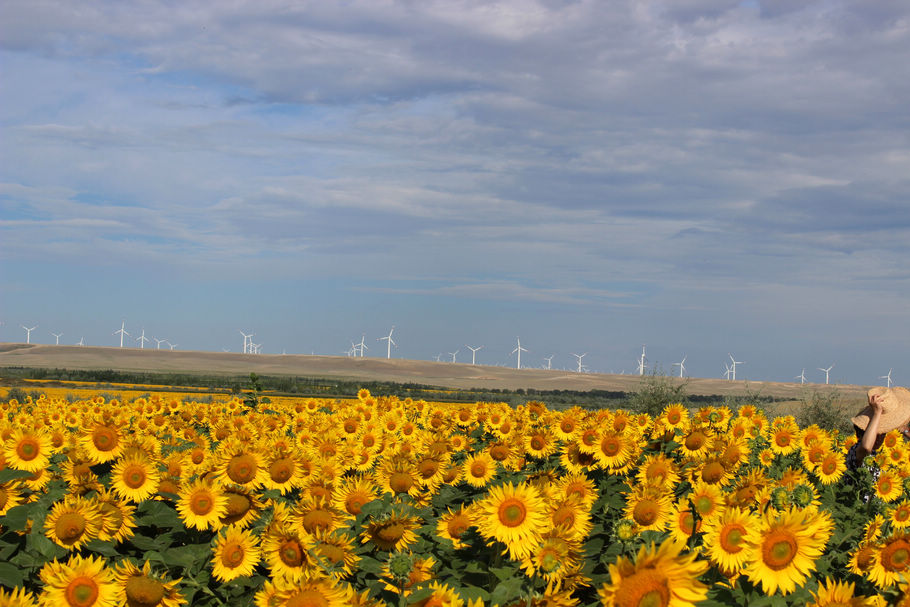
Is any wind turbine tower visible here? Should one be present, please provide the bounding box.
[136,329,150,349]
[239,330,253,354]
[728,354,743,381]
[22,325,37,344]
[880,368,894,388]
[51,332,63,345]
[466,345,483,365]
[378,327,396,359]
[637,345,647,376]
[511,337,528,370]
[672,356,687,378]
[819,364,835,385]
[114,321,130,348]
[572,353,587,373]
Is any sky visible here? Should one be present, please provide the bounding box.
[1,0,908,386]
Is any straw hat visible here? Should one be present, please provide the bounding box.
[851,386,910,433]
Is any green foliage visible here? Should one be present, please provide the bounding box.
[625,368,690,417]
[795,387,854,436]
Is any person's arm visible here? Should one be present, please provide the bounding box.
[856,393,885,459]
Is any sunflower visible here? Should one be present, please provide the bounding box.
[667,501,702,546]
[381,553,437,595]
[376,454,422,498]
[211,526,261,582]
[691,457,734,487]
[0,482,22,516]
[362,509,422,552]
[436,505,475,550]
[45,495,104,551]
[110,454,161,503]
[701,506,760,575]
[38,554,118,607]
[807,577,871,607]
[636,453,680,490]
[623,487,673,533]
[114,560,183,607]
[848,543,877,577]
[220,485,263,529]
[868,533,910,588]
[95,490,137,544]
[597,540,708,607]
[176,479,228,531]
[463,452,498,488]
[475,482,550,560]
[0,586,36,607]
[547,497,592,542]
[554,413,581,441]
[415,453,449,490]
[305,528,361,580]
[594,431,633,470]
[410,582,464,607]
[261,524,312,581]
[743,507,830,595]
[815,451,847,485]
[876,470,905,502]
[768,425,799,456]
[892,501,910,531]
[559,441,598,474]
[687,481,724,522]
[520,530,583,593]
[255,576,351,607]
[333,474,380,517]
[556,472,597,508]
[215,442,268,490]
[524,428,559,459]
[81,423,124,464]
[3,428,53,472]
[658,403,690,434]
[261,451,305,494]
[679,426,713,459]
[295,495,347,536]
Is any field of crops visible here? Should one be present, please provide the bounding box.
[0,388,907,606]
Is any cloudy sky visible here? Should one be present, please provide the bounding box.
[1,0,908,386]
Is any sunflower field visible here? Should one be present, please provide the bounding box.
[1,388,909,606]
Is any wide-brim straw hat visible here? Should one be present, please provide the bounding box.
[852,386,910,433]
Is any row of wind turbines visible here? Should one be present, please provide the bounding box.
[5,322,897,387]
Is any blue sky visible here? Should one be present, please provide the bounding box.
[1,0,908,386]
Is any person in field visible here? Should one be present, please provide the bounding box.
[846,386,910,470]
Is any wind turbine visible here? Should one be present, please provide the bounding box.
[136,329,150,349]
[572,353,587,373]
[154,338,167,350]
[465,345,483,365]
[378,327,396,359]
[357,335,368,357]
[76,337,85,346]
[795,369,807,384]
[22,325,37,344]
[728,354,743,381]
[543,355,554,370]
[167,341,178,351]
[113,321,130,348]
[511,337,528,370]
[880,368,893,388]
[637,345,647,376]
[672,356,687,378]
[449,350,459,363]
[723,363,732,381]
[239,330,253,354]
[818,364,834,385]
[51,332,63,345]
